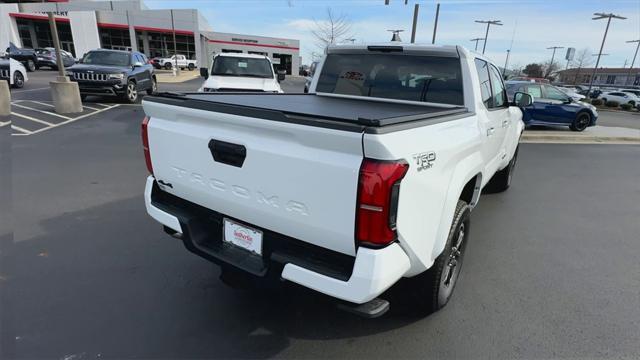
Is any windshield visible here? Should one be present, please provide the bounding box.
[316,54,464,105]
[211,57,273,78]
[82,51,130,66]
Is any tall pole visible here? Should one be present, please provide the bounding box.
[470,38,484,51]
[625,39,640,86]
[546,46,564,78]
[171,9,180,76]
[503,49,510,77]
[432,3,440,44]
[411,3,419,44]
[586,13,626,99]
[48,12,65,78]
[475,20,503,55]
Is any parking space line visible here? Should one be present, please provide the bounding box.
[28,100,55,108]
[11,112,55,126]
[11,125,33,134]
[0,121,10,127]
[82,105,102,111]
[12,103,73,120]
[25,104,120,136]
[11,87,50,93]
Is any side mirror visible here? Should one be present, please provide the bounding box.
[133,61,143,68]
[277,70,286,82]
[513,92,533,107]
[200,67,209,80]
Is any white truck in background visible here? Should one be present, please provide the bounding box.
[141,43,532,317]
[155,54,197,71]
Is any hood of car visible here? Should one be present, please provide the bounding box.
[68,64,128,73]
[201,76,281,92]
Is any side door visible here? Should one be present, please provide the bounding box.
[474,58,503,175]
[132,54,147,89]
[520,84,545,121]
[539,85,575,124]
[488,63,511,162]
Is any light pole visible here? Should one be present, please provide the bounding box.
[625,39,640,86]
[503,49,510,77]
[410,3,419,44]
[432,3,440,44]
[586,12,626,99]
[470,38,485,51]
[546,46,564,78]
[475,20,502,54]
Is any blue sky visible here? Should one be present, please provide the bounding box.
[145,0,640,68]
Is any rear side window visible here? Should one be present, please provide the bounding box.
[316,54,463,105]
[474,59,492,108]
[489,65,507,107]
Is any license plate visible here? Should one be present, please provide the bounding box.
[223,218,263,255]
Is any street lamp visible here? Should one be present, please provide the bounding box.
[625,39,640,86]
[474,20,502,54]
[470,38,485,51]
[586,12,626,98]
[546,46,564,78]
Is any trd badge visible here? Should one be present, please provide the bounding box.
[413,151,436,171]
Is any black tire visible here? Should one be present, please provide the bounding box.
[628,100,635,106]
[569,111,591,132]
[164,62,172,70]
[188,63,195,71]
[484,146,519,193]
[26,59,36,72]
[123,80,139,103]
[399,200,471,315]
[13,71,25,88]
[146,78,157,95]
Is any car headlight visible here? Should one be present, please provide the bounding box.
[109,73,125,80]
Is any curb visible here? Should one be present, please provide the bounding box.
[595,108,640,116]
[521,134,640,144]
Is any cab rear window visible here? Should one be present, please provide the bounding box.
[316,54,464,105]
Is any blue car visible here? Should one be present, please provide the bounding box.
[506,81,598,132]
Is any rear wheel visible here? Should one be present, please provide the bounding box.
[26,59,36,72]
[484,146,519,193]
[188,63,195,71]
[570,112,591,132]
[146,78,157,95]
[399,200,471,315]
[13,71,25,88]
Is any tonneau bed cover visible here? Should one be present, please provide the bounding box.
[144,93,470,132]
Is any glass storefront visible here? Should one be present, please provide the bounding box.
[143,32,195,59]
[272,53,292,75]
[99,27,132,51]
[16,19,75,56]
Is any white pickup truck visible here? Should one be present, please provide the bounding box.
[155,54,197,71]
[141,44,532,317]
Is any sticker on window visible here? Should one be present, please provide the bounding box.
[238,62,248,68]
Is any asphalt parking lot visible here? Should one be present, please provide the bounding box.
[1,71,639,359]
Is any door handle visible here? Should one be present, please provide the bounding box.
[502,119,509,128]
[487,127,495,136]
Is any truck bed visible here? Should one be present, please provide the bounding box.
[144,93,470,133]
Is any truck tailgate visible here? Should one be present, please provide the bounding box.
[144,100,363,256]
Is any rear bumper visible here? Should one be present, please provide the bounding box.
[144,176,410,304]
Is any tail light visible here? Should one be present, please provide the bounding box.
[141,116,153,174]
[356,158,409,247]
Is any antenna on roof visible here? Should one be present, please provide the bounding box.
[388,29,404,42]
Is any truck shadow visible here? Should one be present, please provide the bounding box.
[2,195,421,359]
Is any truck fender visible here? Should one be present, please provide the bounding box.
[430,152,483,264]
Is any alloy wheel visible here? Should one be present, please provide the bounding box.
[127,83,138,102]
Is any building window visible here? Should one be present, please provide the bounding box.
[222,49,243,53]
[606,75,616,84]
[272,53,292,74]
[99,27,132,51]
[142,32,196,59]
[16,19,33,48]
[248,51,267,56]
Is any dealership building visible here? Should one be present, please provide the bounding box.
[0,0,301,74]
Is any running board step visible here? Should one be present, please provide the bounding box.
[337,298,390,318]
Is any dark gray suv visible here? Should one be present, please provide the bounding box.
[67,49,157,103]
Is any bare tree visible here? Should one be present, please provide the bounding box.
[571,48,593,84]
[311,8,353,51]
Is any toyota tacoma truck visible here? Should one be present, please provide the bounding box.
[141,44,533,317]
